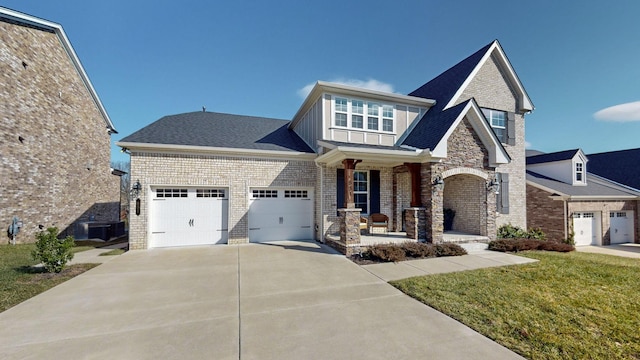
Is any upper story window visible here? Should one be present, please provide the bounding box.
[482,108,507,143]
[333,96,394,133]
[575,162,584,182]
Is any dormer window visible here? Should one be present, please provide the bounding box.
[333,96,394,133]
[575,162,584,182]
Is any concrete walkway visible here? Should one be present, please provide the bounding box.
[576,243,640,258]
[0,241,526,360]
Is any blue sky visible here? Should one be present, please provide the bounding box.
[4,0,640,163]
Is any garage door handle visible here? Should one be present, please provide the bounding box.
[301,226,311,228]
[249,228,260,230]
[152,232,166,234]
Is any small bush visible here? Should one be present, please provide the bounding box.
[488,238,574,253]
[367,244,406,262]
[434,243,468,257]
[402,242,436,258]
[498,224,547,241]
[498,224,528,239]
[32,227,75,273]
[562,231,576,246]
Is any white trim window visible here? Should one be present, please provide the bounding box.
[575,162,584,183]
[335,97,348,127]
[482,108,506,143]
[332,96,394,133]
[354,170,369,214]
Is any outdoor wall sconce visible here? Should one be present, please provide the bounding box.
[432,176,444,192]
[130,180,142,198]
[487,177,500,194]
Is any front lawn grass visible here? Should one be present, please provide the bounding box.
[391,251,640,359]
[0,244,97,313]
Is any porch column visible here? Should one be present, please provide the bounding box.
[406,163,422,207]
[421,163,444,243]
[405,207,426,241]
[342,158,361,208]
[339,208,361,248]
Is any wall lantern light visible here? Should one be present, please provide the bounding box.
[130,180,142,198]
[487,177,500,194]
[432,175,444,192]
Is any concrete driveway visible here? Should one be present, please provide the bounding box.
[0,241,523,359]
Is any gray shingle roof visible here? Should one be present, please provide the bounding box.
[119,111,313,153]
[320,140,415,152]
[526,170,639,197]
[588,148,640,191]
[526,149,580,165]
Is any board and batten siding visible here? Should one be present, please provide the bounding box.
[291,96,323,152]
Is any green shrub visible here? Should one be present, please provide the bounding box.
[563,231,576,246]
[488,238,574,253]
[434,243,468,257]
[402,242,436,258]
[498,224,547,241]
[32,227,75,273]
[367,244,406,262]
[497,224,528,239]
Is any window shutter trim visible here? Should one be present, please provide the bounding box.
[507,112,516,145]
[500,172,510,214]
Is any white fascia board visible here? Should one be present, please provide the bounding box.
[431,101,509,166]
[115,142,317,160]
[314,144,431,166]
[444,41,534,113]
[290,81,435,129]
[0,7,117,133]
[569,195,639,200]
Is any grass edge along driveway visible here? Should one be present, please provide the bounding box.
[392,251,640,360]
[1,244,97,313]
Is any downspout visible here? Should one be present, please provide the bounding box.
[315,161,324,243]
[563,198,568,240]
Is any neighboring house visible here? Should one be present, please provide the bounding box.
[118,40,534,253]
[526,149,640,246]
[0,7,120,243]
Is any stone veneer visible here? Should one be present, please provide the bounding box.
[129,152,316,249]
[404,207,426,240]
[1,19,119,243]
[457,53,527,229]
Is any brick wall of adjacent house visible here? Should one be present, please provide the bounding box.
[129,152,316,249]
[0,19,119,244]
[567,200,637,245]
[457,53,527,229]
[526,185,566,241]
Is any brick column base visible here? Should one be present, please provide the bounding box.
[405,207,426,241]
[339,208,361,246]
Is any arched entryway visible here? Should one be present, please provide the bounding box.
[442,169,488,237]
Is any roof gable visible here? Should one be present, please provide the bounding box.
[0,6,116,133]
[526,149,582,165]
[409,40,533,114]
[403,99,510,166]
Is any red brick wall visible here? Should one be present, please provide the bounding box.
[526,185,566,241]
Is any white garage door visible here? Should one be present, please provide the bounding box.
[150,188,228,248]
[249,188,313,243]
[573,212,601,246]
[610,211,634,244]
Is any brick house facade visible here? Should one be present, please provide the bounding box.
[0,8,120,243]
[120,40,534,252]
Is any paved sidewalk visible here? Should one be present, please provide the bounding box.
[361,250,538,281]
[0,241,526,360]
[576,243,640,259]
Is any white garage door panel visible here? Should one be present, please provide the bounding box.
[610,211,634,244]
[249,189,313,243]
[573,212,600,246]
[150,188,228,248]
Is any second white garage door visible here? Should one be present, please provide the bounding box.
[610,211,634,244]
[249,188,313,242]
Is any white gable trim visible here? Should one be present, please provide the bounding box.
[444,40,533,113]
[0,7,117,133]
[431,101,510,167]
